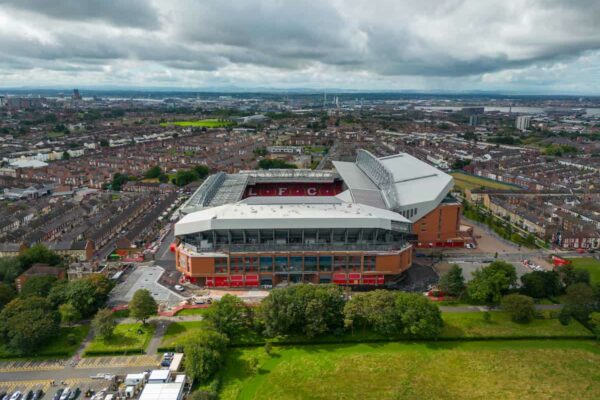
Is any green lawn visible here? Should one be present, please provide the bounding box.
[84,323,155,356]
[160,321,207,350]
[160,119,235,128]
[441,312,593,339]
[219,340,600,400]
[0,325,89,359]
[174,308,209,316]
[451,171,519,191]
[567,257,600,284]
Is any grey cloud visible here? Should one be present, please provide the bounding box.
[0,0,160,28]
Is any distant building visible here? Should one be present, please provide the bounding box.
[468,115,479,126]
[516,116,532,131]
[461,107,484,116]
[73,89,82,101]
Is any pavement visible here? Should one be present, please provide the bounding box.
[109,265,184,306]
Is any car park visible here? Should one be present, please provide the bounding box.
[9,392,21,400]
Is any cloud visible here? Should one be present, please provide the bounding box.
[0,0,598,92]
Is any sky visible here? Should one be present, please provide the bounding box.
[0,0,599,94]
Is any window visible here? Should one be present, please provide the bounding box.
[230,257,243,273]
[215,258,228,274]
[333,255,346,272]
[319,255,332,272]
[304,256,318,271]
[290,256,302,272]
[260,256,273,272]
[245,256,258,272]
[348,255,361,272]
[275,256,288,273]
[364,255,376,272]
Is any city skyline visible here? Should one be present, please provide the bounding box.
[0,0,599,94]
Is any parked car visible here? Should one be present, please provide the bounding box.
[24,391,33,400]
[67,388,80,400]
[31,390,43,400]
[10,392,22,400]
[0,392,6,400]
[59,388,70,400]
[174,285,185,291]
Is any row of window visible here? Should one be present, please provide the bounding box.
[214,255,377,273]
[401,208,418,219]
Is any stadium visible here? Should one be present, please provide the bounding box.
[174,150,464,288]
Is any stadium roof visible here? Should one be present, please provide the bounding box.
[333,150,453,221]
[175,202,410,236]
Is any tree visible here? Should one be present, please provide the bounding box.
[99,139,109,147]
[0,296,59,355]
[92,308,116,339]
[47,280,68,308]
[520,271,561,299]
[129,289,157,324]
[467,261,517,304]
[62,151,70,160]
[557,264,591,287]
[174,169,199,186]
[395,292,443,338]
[260,284,344,338]
[204,294,250,338]
[0,257,22,284]
[110,172,130,191]
[59,303,81,325]
[438,264,465,297]
[563,283,596,321]
[343,290,400,336]
[64,278,100,318]
[144,165,162,179]
[184,329,229,383]
[18,244,62,269]
[257,159,297,170]
[501,294,535,323]
[193,165,210,179]
[20,275,58,298]
[0,283,16,309]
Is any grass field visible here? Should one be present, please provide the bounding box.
[160,119,234,128]
[567,257,600,284]
[160,321,207,349]
[441,312,592,339]
[0,325,89,359]
[174,308,209,316]
[451,172,519,191]
[219,340,600,400]
[84,323,154,356]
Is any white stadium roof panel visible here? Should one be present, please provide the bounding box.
[175,203,410,236]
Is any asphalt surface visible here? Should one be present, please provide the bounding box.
[109,265,184,306]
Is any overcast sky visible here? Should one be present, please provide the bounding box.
[0,0,599,93]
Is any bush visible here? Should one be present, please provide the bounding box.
[559,308,572,326]
[501,294,535,323]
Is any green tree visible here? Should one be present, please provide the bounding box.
[64,278,100,317]
[0,282,16,309]
[204,294,250,338]
[18,244,62,269]
[62,151,70,160]
[343,290,400,336]
[0,296,59,355]
[58,303,81,325]
[110,172,130,191]
[193,165,210,179]
[0,257,22,283]
[20,275,58,298]
[260,284,344,337]
[438,264,465,297]
[501,294,535,323]
[467,261,517,304]
[129,289,157,324]
[174,169,199,186]
[257,159,297,170]
[520,271,561,298]
[183,328,229,383]
[92,308,116,339]
[144,165,162,179]
[47,280,68,308]
[395,292,443,338]
[563,283,596,321]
